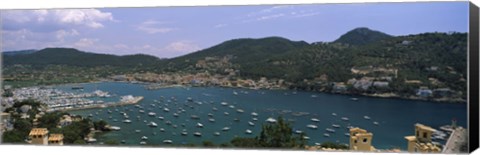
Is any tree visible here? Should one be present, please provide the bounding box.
[13,119,32,134]
[256,116,306,148]
[105,139,119,145]
[93,120,108,131]
[230,137,258,148]
[2,130,26,143]
[320,141,348,149]
[202,141,215,147]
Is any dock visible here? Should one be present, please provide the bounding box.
[56,96,144,112]
[442,127,468,153]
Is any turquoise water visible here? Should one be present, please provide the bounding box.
[60,82,467,149]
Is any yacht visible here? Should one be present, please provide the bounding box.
[181,131,188,136]
[303,136,310,140]
[193,132,202,137]
[341,117,349,121]
[364,116,371,120]
[248,121,255,126]
[148,122,158,127]
[222,127,231,131]
[159,128,165,132]
[311,95,318,98]
[245,129,252,134]
[212,107,218,111]
[373,121,379,125]
[187,97,193,102]
[224,112,229,116]
[141,136,148,140]
[326,128,336,133]
[252,118,258,121]
[294,130,303,134]
[140,141,147,145]
[207,113,214,117]
[191,115,200,119]
[266,117,277,123]
[209,118,215,122]
[163,108,170,112]
[233,91,238,95]
[123,119,132,123]
[196,123,204,128]
[332,124,341,128]
[173,113,179,117]
[135,130,141,133]
[310,118,320,122]
[307,124,318,129]
[148,112,156,116]
[139,110,145,113]
[331,113,337,116]
[163,140,173,144]
[158,116,164,120]
[350,98,359,101]
[221,102,228,106]
[323,133,330,137]
[236,109,244,113]
[344,133,350,137]
[229,105,235,109]
[251,112,258,117]
[214,132,221,136]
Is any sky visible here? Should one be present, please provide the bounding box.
[1,2,469,58]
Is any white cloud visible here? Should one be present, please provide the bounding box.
[73,38,99,48]
[136,20,177,34]
[164,41,200,56]
[242,5,320,23]
[54,9,115,28]
[256,13,285,21]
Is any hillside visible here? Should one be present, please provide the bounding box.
[333,27,393,45]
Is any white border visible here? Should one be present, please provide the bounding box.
[0,0,478,155]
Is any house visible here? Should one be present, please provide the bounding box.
[416,87,433,97]
[433,88,453,97]
[29,128,49,145]
[404,123,441,153]
[333,82,347,93]
[373,81,389,88]
[48,134,64,145]
[349,127,376,151]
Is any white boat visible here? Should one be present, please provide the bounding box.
[148,112,156,116]
[326,128,336,133]
[196,123,204,128]
[236,109,244,113]
[193,132,202,137]
[123,119,132,123]
[351,98,359,101]
[173,113,179,117]
[323,133,330,137]
[181,131,188,136]
[224,112,229,115]
[266,117,277,123]
[303,136,310,140]
[311,95,318,98]
[307,124,318,129]
[251,112,258,117]
[332,124,341,128]
[148,122,158,127]
[344,133,350,137]
[207,113,214,117]
[214,132,221,136]
[158,116,164,120]
[245,129,252,134]
[163,108,170,112]
[364,116,371,120]
[341,117,349,121]
[159,128,165,132]
[191,115,200,119]
[212,107,218,111]
[139,110,145,113]
[141,136,148,140]
[229,105,235,109]
[252,118,258,121]
[221,102,228,106]
[222,127,230,131]
[233,91,238,95]
[140,141,147,145]
[332,113,337,116]
[163,140,173,144]
[187,97,193,102]
[135,130,141,133]
[248,121,255,126]
[209,118,215,122]
[311,118,320,122]
[294,130,303,134]
[109,126,121,131]
[373,121,379,125]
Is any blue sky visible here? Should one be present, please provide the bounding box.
[1,2,469,58]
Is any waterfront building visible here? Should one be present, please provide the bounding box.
[48,134,64,145]
[404,123,441,153]
[58,115,73,128]
[29,128,49,145]
[349,127,376,151]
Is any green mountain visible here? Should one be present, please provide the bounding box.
[2,48,162,67]
[2,49,37,56]
[333,27,393,45]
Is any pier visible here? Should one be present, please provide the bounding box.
[442,127,468,153]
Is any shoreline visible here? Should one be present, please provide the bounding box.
[55,96,144,112]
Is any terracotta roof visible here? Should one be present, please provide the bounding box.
[29,128,48,136]
[404,136,416,141]
[415,123,436,132]
[48,134,64,141]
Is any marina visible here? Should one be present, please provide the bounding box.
[51,82,466,150]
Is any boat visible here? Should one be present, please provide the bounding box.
[148,112,156,116]
[331,113,337,116]
[159,128,165,132]
[141,136,148,140]
[248,121,255,126]
[140,141,147,145]
[311,118,320,122]
[236,109,244,113]
[324,133,330,137]
[373,121,379,125]
[181,131,188,136]
[123,119,132,123]
[221,102,228,106]
[341,117,349,121]
[252,118,258,121]
[326,128,336,133]
[251,112,258,117]
[109,126,121,131]
[173,113,179,117]
[214,132,221,136]
[233,91,238,95]
[193,132,202,137]
[350,98,359,101]
[212,107,218,111]
[121,140,126,143]
[135,130,141,133]
[196,123,204,128]
[208,113,214,117]
[229,105,235,109]
[245,129,252,134]
[163,108,170,112]
[266,117,277,123]
[344,133,350,137]
[148,122,158,127]
[139,110,145,113]
[209,118,215,122]
[187,97,193,102]
[364,116,371,120]
[163,140,173,144]
[303,136,310,140]
[191,115,200,119]
[158,116,164,120]
[224,112,229,115]
[332,124,341,128]
[307,124,318,129]
[234,118,240,122]
[222,127,230,131]
[294,130,303,134]
[311,95,318,98]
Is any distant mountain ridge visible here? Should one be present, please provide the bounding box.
[333,27,393,45]
[2,49,38,56]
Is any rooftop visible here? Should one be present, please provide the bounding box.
[48,134,64,141]
[29,128,48,136]
[415,123,436,132]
